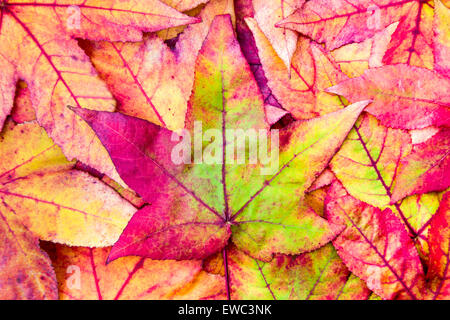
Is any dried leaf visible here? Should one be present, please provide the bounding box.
[82,0,234,130]
[52,245,224,300]
[253,0,303,71]
[327,64,450,129]
[0,205,57,299]
[381,0,434,68]
[0,0,199,184]
[277,0,418,50]
[427,192,450,299]
[246,18,348,119]
[391,128,450,203]
[331,23,398,78]
[326,181,426,300]
[433,0,450,77]
[0,121,136,246]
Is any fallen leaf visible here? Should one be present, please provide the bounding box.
[253,0,304,71]
[277,0,418,50]
[391,128,450,203]
[330,113,412,209]
[433,0,450,77]
[72,15,369,264]
[0,0,200,185]
[329,113,444,240]
[235,0,283,109]
[326,181,426,300]
[331,22,398,78]
[156,4,205,41]
[81,0,234,130]
[0,121,136,246]
[246,18,348,119]
[0,204,57,300]
[52,245,224,300]
[382,0,434,69]
[427,191,450,299]
[228,244,371,300]
[327,64,450,129]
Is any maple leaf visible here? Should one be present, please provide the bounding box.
[277,0,427,52]
[228,244,371,300]
[325,181,426,300]
[0,0,200,184]
[71,15,370,266]
[0,204,57,299]
[381,0,435,69]
[391,128,450,203]
[427,191,450,300]
[155,4,205,41]
[51,244,225,300]
[330,113,412,209]
[327,64,450,129]
[1,0,448,302]
[246,18,348,120]
[329,112,445,245]
[0,121,136,247]
[79,0,234,130]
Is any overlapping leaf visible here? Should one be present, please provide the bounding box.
[434,0,450,76]
[229,244,371,300]
[72,15,369,266]
[0,0,199,184]
[329,113,445,244]
[277,0,420,50]
[325,181,426,300]
[427,192,450,299]
[252,0,303,71]
[246,18,348,120]
[0,0,448,302]
[51,244,225,300]
[0,204,57,299]
[328,64,450,129]
[330,23,398,78]
[81,0,234,130]
[391,128,450,203]
[0,121,136,246]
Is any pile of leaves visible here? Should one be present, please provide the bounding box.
[0,0,449,300]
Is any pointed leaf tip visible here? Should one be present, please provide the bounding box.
[68,106,102,124]
[346,100,372,112]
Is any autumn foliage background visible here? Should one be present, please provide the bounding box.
[0,0,449,300]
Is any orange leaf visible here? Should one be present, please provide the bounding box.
[0,0,199,184]
[52,245,225,300]
[0,121,136,247]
